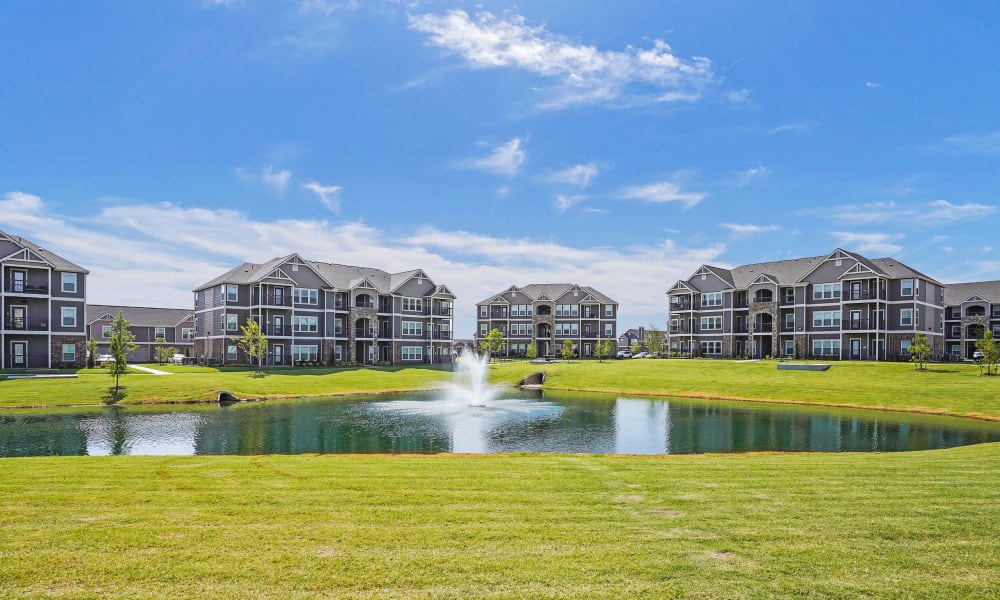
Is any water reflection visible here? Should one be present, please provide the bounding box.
[1,392,998,457]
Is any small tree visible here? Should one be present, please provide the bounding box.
[646,325,665,357]
[603,338,617,360]
[235,319,269,374]
[107,311,137,393]
[909,332,931,371]
[86,337,97,369]
[526,342,538,360]
[152,337,177,366]
[976,330,999,376]
[561,339,576,360]
[630,340,641,355]
[479,328,506,362]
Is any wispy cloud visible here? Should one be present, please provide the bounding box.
[830,231,904,255]
[555,194,586,213]
[719,223,779,236]
[767,122,811,135]
[408,9,715,109]
[733,164,771,187]
[865,81,882,88]
[823,200,996,226]
[237,165,292,193]
[458,137,527,177]
[302,181,342,212]
[546,162,601,188]
[619,180,706,208]
[938,130,1000,154]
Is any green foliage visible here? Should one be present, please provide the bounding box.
[525,342,537,360]
[975,330,998,376]
[235,319,269,374]
[593,338,608,362]
[560,339,575,360]
[908,333,932,370]
[86,337,97,369]
[645,325,665,356]
[479,328,505,362]
[603,338,617,359]
[630,340,641,355]
[152,338,177,366]
[107,311,138,392]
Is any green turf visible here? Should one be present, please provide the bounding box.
[0,445,997,598]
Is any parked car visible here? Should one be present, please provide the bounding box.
[96,354,115,365]
[616,350,632,359]
[632,352,650,359]
[167,354,188,364]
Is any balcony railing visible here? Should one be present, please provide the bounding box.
[251,294,292,307]
[752,324,773,333]
[4,282,48,295]
[4,317,49,331]
[669,301,693,311]
[261,325,293,336]
[355,327,376,338]
[842,318,886,331]
[431,331,452,340]
[844,289,886,301]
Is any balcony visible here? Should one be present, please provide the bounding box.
[842,318,886,331]
[4,282,48,295]
[432,331,452,340]
[669,300,693,311]
[753,324,773,333]
[732,324,748,334]
[424,306,453,316]
[261,324,293,336]
[355,327,376,338]
[844,289,886,302]
[4,316,48,331]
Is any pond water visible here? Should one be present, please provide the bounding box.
[2,390,998,457]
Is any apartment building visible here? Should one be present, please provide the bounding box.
[475,284,618,358]
[86,305,195,362]
[193,254,455,366]
[667,249,945,360]
[1,229,88,368]
[943,281,1000,359]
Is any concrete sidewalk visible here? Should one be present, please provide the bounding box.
[130,365,171,375]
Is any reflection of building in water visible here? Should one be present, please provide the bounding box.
[613,398,668,454]
[0,413,90,457]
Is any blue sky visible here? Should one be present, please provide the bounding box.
[2,0,998,336]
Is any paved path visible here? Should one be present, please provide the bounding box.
[130,365,171,375]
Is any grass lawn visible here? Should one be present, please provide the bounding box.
[1,445,997,598]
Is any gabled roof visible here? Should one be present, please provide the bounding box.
[943,281,1000,306]
[477,283,617,306]
[86,304,194,327]
[0,230,89,274]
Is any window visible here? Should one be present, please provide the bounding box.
[61,307,76,327]
[292,345,318,362]
[226,314,238,332]
[900,339,911,355]
[605,304,613,316]
[700,341,722,355]
[785,313,795,329]
[61,273,77,293]
[812,340,841,356]
[102,325,111,338]
[155,327,166,340]
[226,285,238,302]
[334,346,343,361]
[402,346,423,361]
[901,279,913,296]
[480,306,487,317]
[480,323,488,335]
[181,328,194,340]
[62,344,76,363]
[293,288,318,305]
[701,292,722,307]
[571,323,579,335]
[402,321,423,336]
[292,316,319,333]
[784,340,794,356]
[900,308,913,326]
[227,345,238,361]
[700,316,722,331]
[783,288,795,304]
[604,323,613,337]
[402,297,423,312]
[812,311,841,327]
[812,283,841,300]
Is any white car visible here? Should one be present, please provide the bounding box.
[632,352,650,359]
[616,350,632,359]
[167,354,188,364]
[96,354,115,365]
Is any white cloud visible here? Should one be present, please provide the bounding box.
[938,130,1000,154]
[1,191,724,337]
[826,200,996,226]
[829,231,904,256]
[302,181,342,212]
[734,164,770,187]
[458,137,527,177]
[767,123,810,135]
[865,81,882,88]
[408,9,715,109]
[719,223,779,236]
[547,162,600,188]
[237,165,292,194]
[555,194,586,213]
[620,180,706,208]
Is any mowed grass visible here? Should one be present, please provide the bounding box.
[1,446,997,598]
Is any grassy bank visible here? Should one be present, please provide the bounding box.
[1,445,997,598]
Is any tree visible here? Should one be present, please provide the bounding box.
[976,330,998,376]
[602,338,617,360]
[526,342,538,360]
[107,311,137,393]
[479,328,505,362]
[908,332,931,371]
[235,319,269,374]
[630,340,641,355]
[152,337,177,366]
[561,339,576,360]
[86,337,97,369]
[645,325,665,357]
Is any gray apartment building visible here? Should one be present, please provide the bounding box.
[667,249,945,361]
[1,229,89,369]
[192,254,455,366]
[943,281,1000,360]
[86,305,195,362]
[475,284,618,358]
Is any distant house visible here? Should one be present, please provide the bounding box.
[193,254,455,366]
[86,305,195,362]
[1,229,88,368]
[475,283,618,358]
[618,327,646,351]
[942,281,1000,360]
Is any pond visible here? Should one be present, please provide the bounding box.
[2,390,999,456]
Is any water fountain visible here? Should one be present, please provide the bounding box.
[446,353,499,407]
